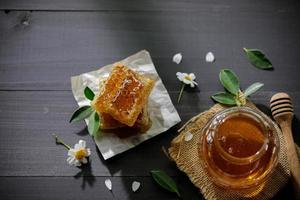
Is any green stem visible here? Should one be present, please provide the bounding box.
[177,83,185,103]
[53,133,71,150]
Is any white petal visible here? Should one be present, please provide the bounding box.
[182,73,188,77]
[74,143,80,150]
[105,179,112,191]
[192,80,198,85]
[81,157,88,164]
[177,76,183,82]
[67,156,76,165]
[68,149,75,156]
[190,82,195,88]
[86,148,91,156]
[78,140,86,148]
[173,53,182,64]
[205,52,215,63]
[189,73,196,80]
[176,72,184,81]
[182,79,191,85]
[184,132,193,141]
[67,156,73,163]
[176,72,182,77]
[132,181,141,192]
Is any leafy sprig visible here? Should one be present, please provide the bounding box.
[211,69,264,106]
[70,86,100,136]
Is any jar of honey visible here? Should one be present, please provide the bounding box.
[199,107,280,192]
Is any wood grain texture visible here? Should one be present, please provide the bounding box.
[0,176,201,200]
[0,0,299,11]
[0,0,300,199]
[0,90,177,177]
[0,91,299,176]
[1,9,300,91]
[0,176,295,199]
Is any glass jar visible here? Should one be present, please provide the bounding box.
[199,107,280,192]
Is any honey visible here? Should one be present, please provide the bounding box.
[113,74,143,113]
[199,107,279,192]
[97,65,144,115]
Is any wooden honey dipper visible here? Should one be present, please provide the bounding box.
[270,92,300,199]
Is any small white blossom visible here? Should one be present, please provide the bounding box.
[132,181,141,192]
[176,72,198,88]
[67,140,91,167]
[205,52,215,63]
[173,53,182,64]
[105,179,112,191]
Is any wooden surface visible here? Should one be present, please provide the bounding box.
[0,0,300,199]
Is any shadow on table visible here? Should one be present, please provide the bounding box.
[94,123,202,199]
[292,116,300,146]
[94,127,179,177]
[273,179,295,199]
[75,127,89,136]
[73,160,96,190]
[255,103,272,117]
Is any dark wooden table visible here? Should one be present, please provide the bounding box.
[1,0,300,199]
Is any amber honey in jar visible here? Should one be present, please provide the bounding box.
[199,107,280,192]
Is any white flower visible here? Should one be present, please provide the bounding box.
[173,53,182,64]
[176,72,198,88]
[205,52,215,63]
[67,140,91,167]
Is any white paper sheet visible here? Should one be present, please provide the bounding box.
[71,50,181,160]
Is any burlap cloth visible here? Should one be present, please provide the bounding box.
[169,103,300,200]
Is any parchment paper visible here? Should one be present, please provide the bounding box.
[71,50,181,160]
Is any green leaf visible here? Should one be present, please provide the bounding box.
[84,86,95,101]
[88,111,100,136]
[211,92,236,105]
[150,170,180,197]
[69,106,93,123]
[219,69,240,95]
[244,82,264,97]
[243,48,273,69]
